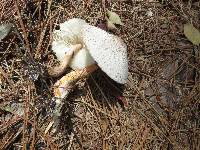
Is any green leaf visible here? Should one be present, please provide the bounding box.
[107,10,123,25]
[184,23,200,46]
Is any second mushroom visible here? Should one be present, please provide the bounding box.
[49,18,128,99]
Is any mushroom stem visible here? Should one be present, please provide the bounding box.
[48,44,82,77]
[54,64,98,99]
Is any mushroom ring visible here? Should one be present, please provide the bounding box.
[49,18,128,99]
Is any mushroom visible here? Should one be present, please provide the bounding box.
[82,24,128,84]
[49,18,96,77]
[49,18,128,99]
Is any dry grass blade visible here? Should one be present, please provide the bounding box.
[14,0,31,56]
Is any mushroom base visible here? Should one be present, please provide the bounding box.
[54,64,98,99]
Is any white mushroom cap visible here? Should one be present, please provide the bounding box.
[69,47,95,70]
[52,40,71,60]
[57,18,86,44]
[52,39,95,70]
[82,24,128,84]
[52,18,95,70]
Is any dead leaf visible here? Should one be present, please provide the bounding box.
[107,10,123,25]
[0,23,12,40]
[106,18,117,30]
[184,23,200,45]
[100,117,109,134]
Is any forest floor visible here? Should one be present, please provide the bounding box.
[0,0,200,149]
